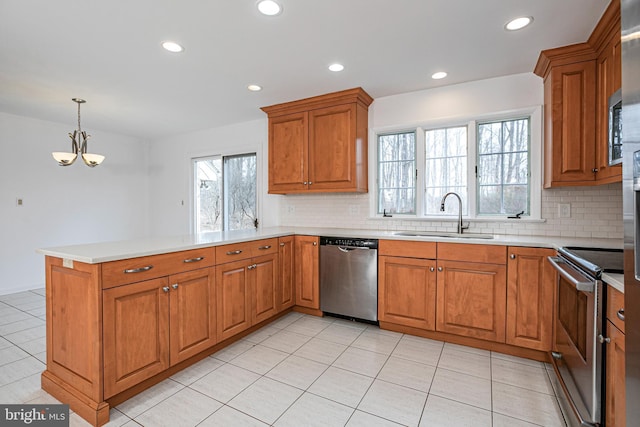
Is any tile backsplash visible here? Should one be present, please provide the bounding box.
[278,183,623,239]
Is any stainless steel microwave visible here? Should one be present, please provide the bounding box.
[609,88,622,165]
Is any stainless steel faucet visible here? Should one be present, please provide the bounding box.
[440,192,469,234]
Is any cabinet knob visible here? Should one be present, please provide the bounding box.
[303,181,308,185]
[592,168,599,173]
[598,334,611,344]
[429,267,435,272]
[313,241,317,246]
[510,254,516,259]
[162,286,170,293]
[172,284,178,290]
[308,182,313,185]
[617,309,625,321]
[437,267,443,272]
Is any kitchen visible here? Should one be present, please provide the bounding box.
[0,0,634,426]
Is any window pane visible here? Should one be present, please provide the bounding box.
[378,132,416,214]
[224,154,257,231]
[195,158,222,233]
[477,118,530,215]
[425,126,468,216]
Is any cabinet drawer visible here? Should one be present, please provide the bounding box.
[607,285,625,334]
[102,248,215,289]
[437,243,506,264]
[215,238,278,264]
[379,240,436,259]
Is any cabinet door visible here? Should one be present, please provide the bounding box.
[436,260,507,342]
[251,253,278,324]
[216,260,251,341]
[294,235,320,309]
[595,32,622,183]
[277,236,295,311]
[268,112,309,193]
[506,247,555,350]
[605,321,625,427]
[169,268,216,365]
[308,104,360,191]
[378,256,437,330]
[103,278,169,398]
[544,60,597,187]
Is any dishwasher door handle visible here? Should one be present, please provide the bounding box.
[337,246,370,253]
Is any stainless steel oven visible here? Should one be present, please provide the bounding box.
[547,247,623,427]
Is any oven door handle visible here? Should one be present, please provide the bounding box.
[547,256,595,293]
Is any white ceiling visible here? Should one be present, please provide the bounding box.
[0,0,610,140]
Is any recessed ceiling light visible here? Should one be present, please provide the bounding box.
[431,71,447,80]
[247,84,263,91]
[257,0,282,16]
[328,63,345,72]
[162,41,184,53]
[505,16,533,31]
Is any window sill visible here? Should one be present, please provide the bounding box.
[369,215,546,224]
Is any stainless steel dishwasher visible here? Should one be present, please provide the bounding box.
[320,236,378,322]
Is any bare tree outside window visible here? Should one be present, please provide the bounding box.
[194,153,257,233]
[425,126,468,215]
[377,132,416,214]
[477,118,529,215]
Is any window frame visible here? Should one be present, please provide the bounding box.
[370,106,542,221]
[376,130,417,215]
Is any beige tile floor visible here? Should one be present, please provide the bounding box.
[0,289,567,426]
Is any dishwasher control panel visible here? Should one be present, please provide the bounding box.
[320,236,378,249]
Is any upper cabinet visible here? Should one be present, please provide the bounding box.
[534,0,621,188]
[261,87,373,194]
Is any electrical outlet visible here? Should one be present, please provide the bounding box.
[348,204,359,215]
[558,203,571,218]
[16,198,23,207]
[287,205,295,214]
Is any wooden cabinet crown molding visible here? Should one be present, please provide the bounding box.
[261,87,373,117]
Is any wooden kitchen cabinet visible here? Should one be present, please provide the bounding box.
[378,239,437,330]
[436,244,507,342]
[216,240,279,341]
[261,87,373,194]
[103,267,216,398]
[505,247,555,351]
[534,0,620,187]
[294,235,320,310]
[103,277,170,398]
[605,285,626,427]
[277,236,295,312]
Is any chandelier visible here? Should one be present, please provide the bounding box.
[52,98,105,167]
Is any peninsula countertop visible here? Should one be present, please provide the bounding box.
[37,226,623,264]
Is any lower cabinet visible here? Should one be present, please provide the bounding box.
[505,247,555,351]
[103,267,216,398]
[216,254,278,341]
[277,236,295,312]
[294,235,319,309]
[605,285,626,427]
[378,255,437,330]
[436,259,507,342]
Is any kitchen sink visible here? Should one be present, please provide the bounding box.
[393,231,494,239]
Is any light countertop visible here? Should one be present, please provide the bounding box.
[603,273,624,294]
[37,226,623,264]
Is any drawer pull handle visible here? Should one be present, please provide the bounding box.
[280,242,285,247]
[183,257,204,263]
[247,264,257,270]
[124,265,153,274]
[598,334,611,344]
[258,245,272,250]
[172,284,178,290]
[162,286,170,293]
[226,250,243,255]
[617,309,625,321]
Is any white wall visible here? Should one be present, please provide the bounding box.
[0,112,150,294]
[147,119,280,235]
[279,73,624,240]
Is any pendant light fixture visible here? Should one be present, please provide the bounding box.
[52,98,105,167]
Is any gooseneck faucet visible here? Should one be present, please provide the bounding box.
[440,192,469,234]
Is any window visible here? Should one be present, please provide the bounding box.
[194,153,257,233]
[377,132,416,214]
[374,109,539,220]
[424,126,468,215]
[477,118,530,215]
